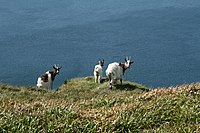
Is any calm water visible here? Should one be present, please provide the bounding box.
[1,0,200,88]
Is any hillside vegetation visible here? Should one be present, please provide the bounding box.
[1,77,200,132]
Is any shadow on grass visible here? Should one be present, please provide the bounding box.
[114,83,149,92]
[100,78,109,84]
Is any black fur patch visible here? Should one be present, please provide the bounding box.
[119,63,126,75]
[41,74,48,82]
[96,71,99,76]
[49,71,56,81]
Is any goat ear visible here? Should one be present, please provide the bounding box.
[131,61,134,64]
[125,58,127,62]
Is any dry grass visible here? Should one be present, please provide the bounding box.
[1,78,200,132]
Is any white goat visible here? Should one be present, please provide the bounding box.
[106,57,134,89]
[93,59,104,83]
[36,64,62,89]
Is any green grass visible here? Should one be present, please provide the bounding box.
[1,77,200,132]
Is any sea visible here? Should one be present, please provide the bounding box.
[1,0,200,88]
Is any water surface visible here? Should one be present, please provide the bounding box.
[1,0,200,88]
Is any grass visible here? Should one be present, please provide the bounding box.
[1,77,200,132]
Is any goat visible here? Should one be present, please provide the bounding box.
[93,59,104,83]
[36,64,62,89]
[106,57,134,89]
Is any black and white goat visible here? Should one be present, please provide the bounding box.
[93,59,104,83]
[36,64,62,89]
[106,57,134,89]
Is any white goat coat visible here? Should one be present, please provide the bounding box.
[94,64,103,76]
[106,62,123,84]
[94,64,103,83]
[36,71,52,88]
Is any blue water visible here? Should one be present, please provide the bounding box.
[1,0,200,88]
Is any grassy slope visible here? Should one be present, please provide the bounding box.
[0,77,200,132]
